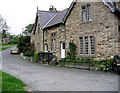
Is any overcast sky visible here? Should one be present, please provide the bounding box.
[0,0,73,35]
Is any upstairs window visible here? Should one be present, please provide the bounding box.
[86,4,91,20]
[81,4,92,21]
[82,5,86,21]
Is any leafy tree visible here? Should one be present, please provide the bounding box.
[17,36,34,57]
[22,24,34,35]
[9,35,19,44]
[17,36,31,53]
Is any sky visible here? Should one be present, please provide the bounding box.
[0,0,73,35]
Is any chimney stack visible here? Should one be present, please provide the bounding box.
[49,5,58,12]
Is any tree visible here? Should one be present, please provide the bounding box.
[22,24,34,35]
[0,15,9,43]
[9,35,19,44]
[17,36,34,57]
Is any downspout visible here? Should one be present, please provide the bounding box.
[43,29,44,52]
[64,24,66,67]
[111,13,115,56]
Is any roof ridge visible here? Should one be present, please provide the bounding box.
[38,10,57,13]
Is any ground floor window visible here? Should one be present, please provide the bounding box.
[51,33,56,51]
[79,35,95,55]
[45,44,48,52]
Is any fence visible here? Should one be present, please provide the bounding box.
[38,52,54,64]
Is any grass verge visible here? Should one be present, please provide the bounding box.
[0,70,26,92]
[0,44,16,51]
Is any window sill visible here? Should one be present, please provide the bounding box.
[80,54,96,57]
[80,19,93,24]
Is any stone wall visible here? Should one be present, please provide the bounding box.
[44,25,66,58]
[33,19,43,52]
[65,2,120,59]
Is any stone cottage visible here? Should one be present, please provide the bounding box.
[31,0,120,59]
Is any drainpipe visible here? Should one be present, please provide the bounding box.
[64,24,66,67]
[43,29,44,52]
[65,24,66,59]
[112,13,115,56]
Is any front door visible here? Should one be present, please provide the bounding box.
[61,42,65,58]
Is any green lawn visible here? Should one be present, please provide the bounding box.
[0,44,16,51]
[0,70,26,92]
[0,44,16,46]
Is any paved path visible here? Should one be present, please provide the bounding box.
[1,47,119,91]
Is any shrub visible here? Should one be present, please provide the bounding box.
[106,58,113,66]
[17,36,31,53]
[67,42,77,60]
[34,52,39,62]
[99,64,106,70]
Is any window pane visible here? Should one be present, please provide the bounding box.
[45,44,48,52]
[79,37,84,54]
[63,43,65,49]
[87,4,91,20]
[90,36,95,54]
[81,5,86,21]
[85,36,88,54]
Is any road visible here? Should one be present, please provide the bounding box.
[1,47,119,91]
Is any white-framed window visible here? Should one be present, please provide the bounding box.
[81,4,92,21]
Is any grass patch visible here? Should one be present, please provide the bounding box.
[0,47,9,51]
[0,44,16,47]
[0,44,17,51]
[0,70,26,92]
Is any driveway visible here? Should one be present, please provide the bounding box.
[1,47,119,91]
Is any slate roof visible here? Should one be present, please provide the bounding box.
[37,11,57,28]
[43,8,68,29]
[37,8,68,29]
[102,0,120,15]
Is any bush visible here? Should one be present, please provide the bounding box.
[67,42,77,60]
[17,36,31,53]
[106,58,113,67]
[34,52,39,62]
[99,64,106,70]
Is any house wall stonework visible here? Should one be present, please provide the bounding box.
[65,2,120,59]
[44,25,66,58]
[33,20,43,52]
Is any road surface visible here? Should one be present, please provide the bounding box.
[1,47,119,91]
